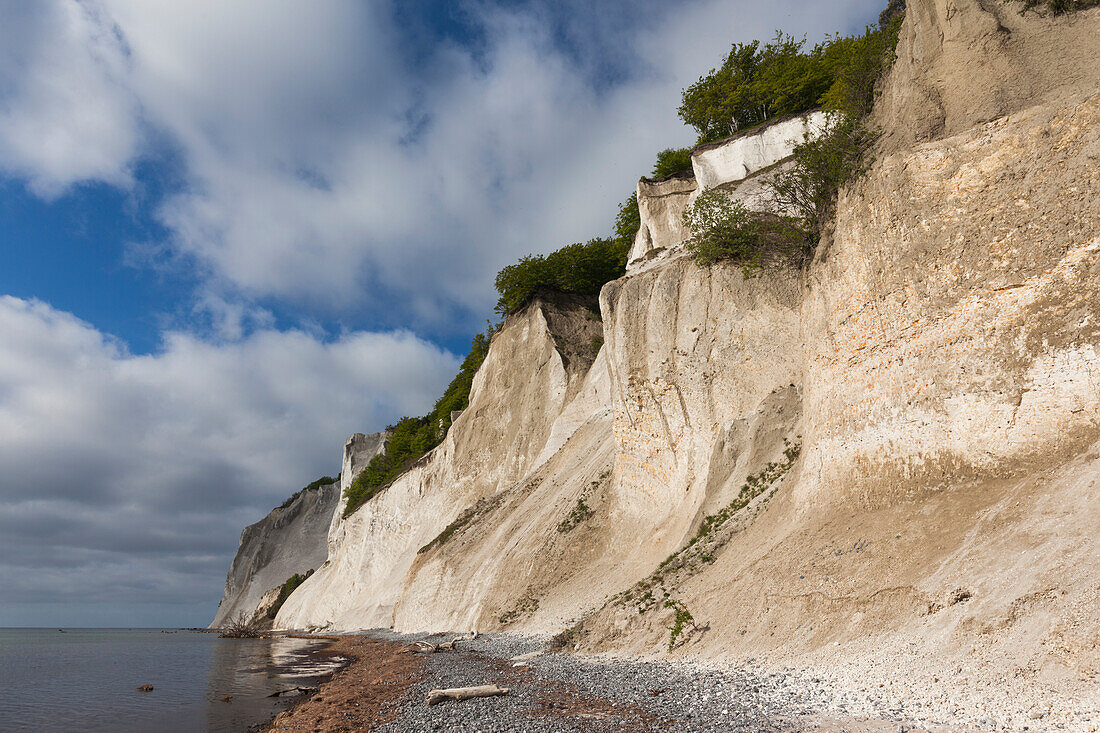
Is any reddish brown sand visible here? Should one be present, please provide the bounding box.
[263,636,427,732]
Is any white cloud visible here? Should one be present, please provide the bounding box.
[0,295,459,620]
[0,0,883,324]
[0,1,140,197]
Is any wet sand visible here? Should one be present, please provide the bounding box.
[261,636,427,732]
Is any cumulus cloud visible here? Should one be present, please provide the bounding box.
[0,0,883,328]
[0,296,458,624]
[0,1,140,197]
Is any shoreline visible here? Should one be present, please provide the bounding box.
[253,629,1100,732]
[252,631,934,733]
[260,635,428,732]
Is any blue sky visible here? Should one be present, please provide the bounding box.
[0,0,884,627]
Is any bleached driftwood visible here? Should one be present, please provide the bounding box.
[412,630,478,654]
[426,684,509,706]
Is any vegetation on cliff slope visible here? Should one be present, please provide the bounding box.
[493,238,629,316]
[1012,0,1098,12]
[343,329,491,516]
[650,148,693,179]
[266,570,313,619]
[343,3,906,517]
[683,4,904,271]
[278,475,337,510]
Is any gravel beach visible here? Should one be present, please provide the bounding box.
[262,631,944,733]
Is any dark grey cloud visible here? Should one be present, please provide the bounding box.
[0,296,458,625]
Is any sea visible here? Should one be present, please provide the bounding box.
[0,628,345,732]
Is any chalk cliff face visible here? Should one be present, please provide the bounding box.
[210,431,387,628]
[256,0,1099,720]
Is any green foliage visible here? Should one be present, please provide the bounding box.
[681,4,904,268]
[879,0,907,27]
[266,570,312,619]
[665,598,698,650]
[678,33,832,143]
[278,476,337,510]
[493,238,628,317]
[683,190,811,273]
[678,8,905,144]
[558,497,594,533]
[343,329,492,517]
[418,493,505,554]
[557,474,606,532]
[767,116,872,236]
[614,193,640,247]
[615,443,800,616]
[1010,0,1098,12]
[651,148,693,179]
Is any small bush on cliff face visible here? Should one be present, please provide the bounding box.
[266,570,313,619]
[767,116,873,235]
[682,4,903,267]
[278,476,337,510]
[665,598,700,650]
[683,190,811,272]
[614,193,640,248]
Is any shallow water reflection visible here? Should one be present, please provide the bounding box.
[0,628,340,733]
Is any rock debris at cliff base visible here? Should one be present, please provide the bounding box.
[269,631,1043,732]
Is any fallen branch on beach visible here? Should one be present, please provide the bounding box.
[426,684,509,705]
[411,630,478,653]
[267,686,317,698]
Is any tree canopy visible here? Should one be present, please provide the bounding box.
[677,18,903,144]
[493,238,628,317]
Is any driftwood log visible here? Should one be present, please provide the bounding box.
[412,630,478,654]
[426,684,509,706]
[267,686,317,698]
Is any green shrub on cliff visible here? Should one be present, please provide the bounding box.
[682,4,904,269]
[683,191,811,272]
[266,570,312,619]
[677,6,905,144]
[613,192,640,248]
[493,237,628,316]
[343,329,491,517]
[651,148,693,179]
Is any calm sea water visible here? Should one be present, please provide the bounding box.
[0,628,344,732]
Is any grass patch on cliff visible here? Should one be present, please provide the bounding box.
[1010,0,1098,12]
[278,476,337,510]
[615,442,800,615]
[417,492,506,554]
[343,329,492,517]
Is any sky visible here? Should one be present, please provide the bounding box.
[0,0,884,627]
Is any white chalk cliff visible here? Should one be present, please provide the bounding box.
[228,0,1100,723]
[210,431,387,627]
